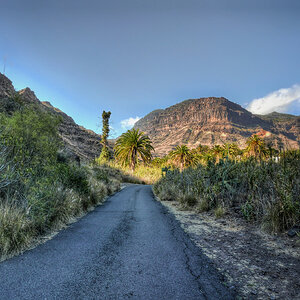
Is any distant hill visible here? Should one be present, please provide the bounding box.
[134,97,300,156]
[0,73,105,161]
[255,111,298,123]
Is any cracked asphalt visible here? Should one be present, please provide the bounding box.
[0,185,234,299]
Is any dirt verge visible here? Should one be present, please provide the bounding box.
[158,199,300,300]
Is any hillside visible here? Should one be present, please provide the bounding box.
[134,97,300,156]
[0,73,103,161]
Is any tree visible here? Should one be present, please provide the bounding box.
[222,143,241,160]
[170,145,193,172]
[195,144,210,154]
[245,135,267,160]
[114,128,154,171]
[194,144,211,164]
[211,145,224,163]
[98,110,111,162]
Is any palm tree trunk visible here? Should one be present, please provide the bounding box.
[131,149,137,171]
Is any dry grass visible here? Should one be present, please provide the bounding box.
[0,164,122,260]
[0,203,35,257]
[96,161,162,184]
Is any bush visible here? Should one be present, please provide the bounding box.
[214,205,226,218]
[57,164,90,195]
[154,151,300,233]
[197,198,210,212]
[0,105,123,259]
[0,107,62,175]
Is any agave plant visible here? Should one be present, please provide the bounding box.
[114,128,154,171]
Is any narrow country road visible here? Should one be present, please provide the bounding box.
[0,185,234,299]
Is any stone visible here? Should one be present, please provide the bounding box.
[18,87,40,104]
[287,225,300,238]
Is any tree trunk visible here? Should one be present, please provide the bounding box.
[131,149,137,171]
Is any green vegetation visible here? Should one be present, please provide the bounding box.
[114,128,154,171]
[169,145,194,171]
[100,161,161,185]
[0,104,121,259]
[245,134,267,160]
[98,110,111,163]
[153,151,300,233]
[0,94,298,261]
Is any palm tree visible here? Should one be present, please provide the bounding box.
[195,144,210,154]
[170,145,193,171]
[114,128,154,171]
[211,145,224,163]
[245,135,266,160]
[222,143,241,160]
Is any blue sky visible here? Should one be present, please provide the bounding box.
[0,0,300,137]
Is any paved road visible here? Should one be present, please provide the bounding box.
[0,185,234,299]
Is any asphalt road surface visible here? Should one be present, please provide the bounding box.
[0,185,234,299]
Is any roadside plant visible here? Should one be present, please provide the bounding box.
[114,128,154,171]
[98,110,111,163]
[153,150,300,233]
[170,145,194,172]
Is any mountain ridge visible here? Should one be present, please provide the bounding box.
[0,73,103,161]
[134,97,300,156]
[1,73,299,158]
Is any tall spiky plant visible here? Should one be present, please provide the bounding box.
[114,128,154,171]
[99,111,111,162]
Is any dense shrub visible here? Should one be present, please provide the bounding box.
[153,152,300,233]
[0,106,122,259]
[0,107,62,173]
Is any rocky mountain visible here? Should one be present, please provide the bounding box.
[0,73,103,161]
[134,97,300,156]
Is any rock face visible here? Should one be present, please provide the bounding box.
[18,88,40,104]
[134,97,300,156]
[41,101,103,161]
[0,73,15,98]
[0,73,103,161]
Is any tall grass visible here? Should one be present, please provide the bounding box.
[0,106,122,259]
[153,151,300,233]
[0,162,121,259]
[95,160,162,184]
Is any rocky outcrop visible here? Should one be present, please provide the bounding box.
[0,73,15,98]
[0,73,103,161]
[41,100,102,161]
[134,97,300,156]
[18,88,40,104]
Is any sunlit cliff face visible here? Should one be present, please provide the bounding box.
[134,97,300,156]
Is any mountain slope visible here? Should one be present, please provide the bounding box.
[0,73,102,161]
[134,97,300,156]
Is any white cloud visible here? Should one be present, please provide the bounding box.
[120,116,141,130]
[247,84,300,115]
